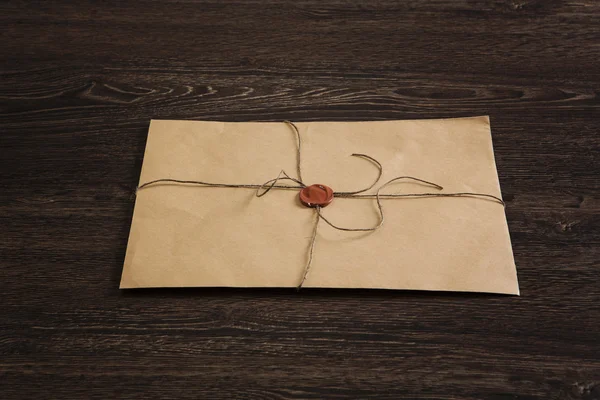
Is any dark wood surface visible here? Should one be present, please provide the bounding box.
[2,1,599,399]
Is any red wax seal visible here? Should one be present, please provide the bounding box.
[299,184,334,208]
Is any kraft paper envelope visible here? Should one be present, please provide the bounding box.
[121,116,519,294]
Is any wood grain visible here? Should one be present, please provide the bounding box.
[1,1,599,399]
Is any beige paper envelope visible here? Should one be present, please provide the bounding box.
[121,117,519,294]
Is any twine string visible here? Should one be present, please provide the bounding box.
[137,178,303,192]
[136,121,505,290]
[297,206,320,290]
[316,177,444,232]
[256,170,305,197]
[283,120,304,184]
[333,154,384,196]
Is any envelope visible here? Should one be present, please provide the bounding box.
[120,116,519,294]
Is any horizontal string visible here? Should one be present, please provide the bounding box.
[340,192,504,205]
[137,177,303,192]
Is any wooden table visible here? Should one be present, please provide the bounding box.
[2,1,599,399]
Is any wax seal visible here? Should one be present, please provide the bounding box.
[299,184,334,208]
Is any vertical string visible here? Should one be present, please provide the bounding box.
[285,120,314,290]
[284,120,303,184]
[297,206,320,290]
